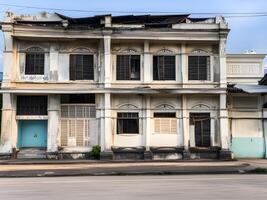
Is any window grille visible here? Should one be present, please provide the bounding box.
[60,104,96,147]
[188,56,210,80]
[25,53,45,75]
[117,112,139,134]
[116,55,140,80]
[17,96,47,115]
[153,56,175,80]
[70,54,94,80]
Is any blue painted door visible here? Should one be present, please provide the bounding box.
[230,137,265,158]
[18,120,47,148]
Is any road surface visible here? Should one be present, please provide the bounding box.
[0,175,267,200]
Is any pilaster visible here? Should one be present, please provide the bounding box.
[47,95,60,152]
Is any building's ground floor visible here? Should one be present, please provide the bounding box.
[0,92,266,159]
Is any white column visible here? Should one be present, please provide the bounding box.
[219,38,227,88]
[143,41,151,83]
[181,44,187,85]
[177,96,184,147]
[47,95,60,152]
[2,25,13,85]
[104,36,111,87]
[0,93,17,153]
[220,94,229,149]
[144,95,151,150]
[100,93,112,151]
[49,44,59,81]
[182,95,189,148]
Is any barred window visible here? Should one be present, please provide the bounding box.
[70,54,94,80]
[61,94,95,104]
[188,56,210,80]
[25,53,45,75]
[17,96,47,115]
[153,56,175,80]
[117,112,139,134]
[116,55,140,80]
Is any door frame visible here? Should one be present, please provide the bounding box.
[17,120,48,148]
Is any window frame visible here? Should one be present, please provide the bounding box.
[69,53,95,81]
[25,52,45,75]
[16,95,48,116]
[153,55,176,81]
[116,112,140,135]
[153,112,177,134]
[187,51,214,83]
[115,54,142,81]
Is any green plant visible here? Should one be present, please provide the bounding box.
[89,145,101,160]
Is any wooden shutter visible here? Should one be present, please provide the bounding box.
[154,112,176,134]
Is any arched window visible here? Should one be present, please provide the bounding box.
[188,49,210,81]
[25,47,45,75]
[69,47,94,80]
[153,49,175,81]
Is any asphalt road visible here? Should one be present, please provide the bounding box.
[0,175,267,200]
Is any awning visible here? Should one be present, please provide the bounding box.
[233,84,267,94]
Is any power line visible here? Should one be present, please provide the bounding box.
[1,3,267,18]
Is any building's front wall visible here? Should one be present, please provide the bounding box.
[4,12,265,159]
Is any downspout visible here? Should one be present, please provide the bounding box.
[262,95,267,159]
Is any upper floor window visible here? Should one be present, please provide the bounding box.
[25,51,45,75]
[153,56,175,80]
[116,55,140,80]
[70,54,94,80]
[188,56,210,81]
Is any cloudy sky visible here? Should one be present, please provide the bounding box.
[0,0,267,71]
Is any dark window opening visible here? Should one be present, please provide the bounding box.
[153,56,175,80]
[17,96,47,115]
[116,55,140,80]
[25,53,45,75]
[190,113,211,147]
[61,94,95,104]
[154,112,176,118]
[70,54,94,80]
[188,56,210,80]
[117,112,139,134]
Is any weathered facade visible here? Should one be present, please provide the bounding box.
[0,12,266,159]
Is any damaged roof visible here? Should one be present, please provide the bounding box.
[11,12,218,29]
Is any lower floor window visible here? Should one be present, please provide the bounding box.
[154,112,177,134]
[117,112,139,134]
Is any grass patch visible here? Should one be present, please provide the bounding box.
[249,167,267,174]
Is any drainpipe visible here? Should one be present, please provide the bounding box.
[262,97,267,159]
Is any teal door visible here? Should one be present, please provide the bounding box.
[230,137,265,158]
[18,120,47,148]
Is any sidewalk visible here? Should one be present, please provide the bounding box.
[0,159,263,177]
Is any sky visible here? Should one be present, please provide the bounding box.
[0,0,267,71]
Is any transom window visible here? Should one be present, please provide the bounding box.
[70,54,94,80]
[116,55,140,80]
[25,53,45,75]
[17,96,47,115]
[154,112,176,134]
[153,56,175,80]
[188,56,210,80]
[117,112,139,134]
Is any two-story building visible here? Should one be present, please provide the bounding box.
[0,12,266,159]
